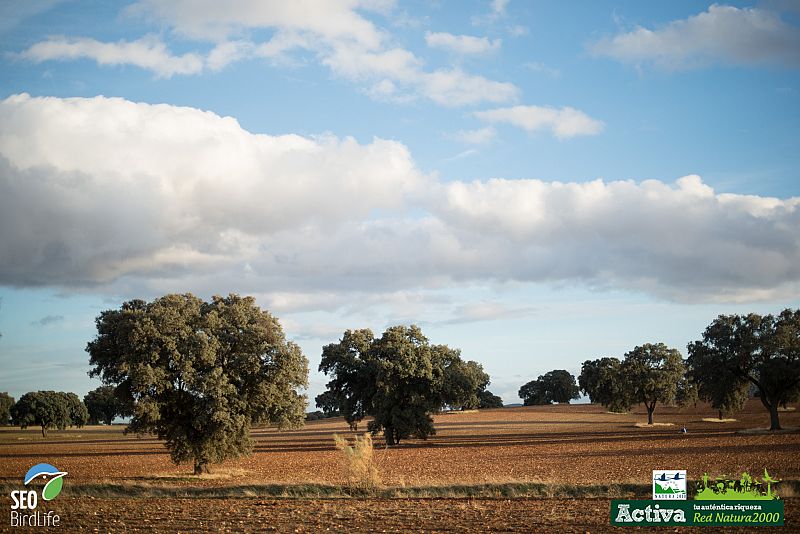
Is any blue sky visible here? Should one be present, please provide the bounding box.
[1,0,798,405]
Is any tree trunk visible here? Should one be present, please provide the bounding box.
[194,459,210,475]
[41,425,47,437]
[769,403,782,431]
[718,409,723,420]
[647,403,655,425]
[758,392,782,431]
[384,427,395,446]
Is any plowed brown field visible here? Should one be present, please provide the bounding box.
[21,496,800,533]
[1,400,797,531]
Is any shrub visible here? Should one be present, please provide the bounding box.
[333,433,380,491]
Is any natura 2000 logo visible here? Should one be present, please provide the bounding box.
[9,463,66,527]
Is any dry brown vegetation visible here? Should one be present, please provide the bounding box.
[1,399,798,531]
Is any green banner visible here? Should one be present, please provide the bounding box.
[611,500,784,526]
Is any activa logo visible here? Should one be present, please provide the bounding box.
[614,503,687,524]
[9,463,66,527]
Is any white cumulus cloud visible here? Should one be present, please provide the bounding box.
[0,94,426,287]
[474,105,604,139]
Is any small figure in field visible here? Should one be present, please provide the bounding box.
[681,426,687,434]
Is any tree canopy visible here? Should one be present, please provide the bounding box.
[64,391,89,428]
[0,392,15,425]
[368,326,445,445]
[11,391,85,436]
[86,293,308,473]
[318,325,489,445]
[84,385,129,425]
[478,390,504,409]
[317,328,374,431]
[622,343,685,425]
[440,358,490,410]
[578,357,632,413]
[519,370,580,405]
[688,310,800,430]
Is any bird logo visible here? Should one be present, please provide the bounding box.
[24,463,67,501]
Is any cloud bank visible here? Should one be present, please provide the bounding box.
[591,4,800,69]
[1,94,798,304]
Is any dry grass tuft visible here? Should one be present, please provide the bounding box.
[334,433,381,492]
[701,418,737,423]
[633,422,674,428]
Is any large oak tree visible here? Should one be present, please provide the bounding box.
[622,343,685,425]
[11,391,85,436]
[578,357,632,413]
[519,370,580,406]
[87,293,308,473]
[84,385,129,425]
[688,310,800,430]
[318,325,487,445]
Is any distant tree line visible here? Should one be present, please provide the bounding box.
[0,386,132,433]
[574,310,800,430]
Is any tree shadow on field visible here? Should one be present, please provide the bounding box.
[0,449,163,459]
[432,420,625,428]
[247,428,743,454]
[0,437,162,447]
[551,440,800,459]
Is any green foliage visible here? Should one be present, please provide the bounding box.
[314,390,341,417]
[0,392,14,425]
[86,293,309,473]
[318,328,375,430]
[519,370,580,405]
[688,309,800,430]
[478,390,504,409]
[12,391,75,436]
[673,374,699,408]
[319,325,483,445]
[333,433,380,491]
[518,379,547,405]
[578,358,632,412]
[622,343,685,424]
[368,326,442,445]
[84,385,128,425]
[440,357,490,410]
[63,391,89,427]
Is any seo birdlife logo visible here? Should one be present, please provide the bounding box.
[9,463,66,527]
